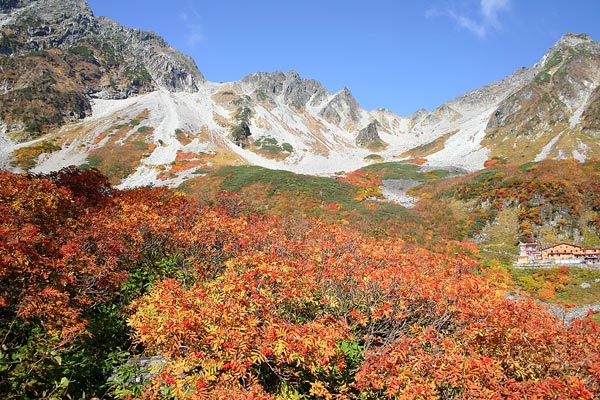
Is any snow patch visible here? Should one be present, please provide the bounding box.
[0,124,13,169]
[535,131,564,162]
[572,140,590,162]
[570,83,598,128]
[424,107,496,171]
[31,138,89,173]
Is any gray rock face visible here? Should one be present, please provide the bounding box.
[8,0,96,51]
[452,66,536,112]
[241,71,364,128]
[424,104,462,125]
[241,70,326,109]
[1,0,34,14]
[544,33,600,62]
[88,87,132,100]
[20,0,92,25]
[97,18,204,92]
[486,97,523,131]
[4,0,204,93]
[319,87,361,124]
[356,121,384,148]
[485,32,600,135]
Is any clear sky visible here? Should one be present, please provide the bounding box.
[86,0,600,116]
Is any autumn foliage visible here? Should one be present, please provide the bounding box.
[1,166,599,399]
[448,159,600,241]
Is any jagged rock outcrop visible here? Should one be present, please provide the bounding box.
[0,0,21,13]
[581,86,600,131]
[5,0,205,92]
[423,104,462,125]
[1,0,97,53]
[356,121,385,148]
[240,70,365,125]
[241,70,327,109]
[96,17,204,93]
[319,87,361,124]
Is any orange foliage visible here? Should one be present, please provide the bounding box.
[127,203,599,398]
[484,158,506,168]
[169,159,204,173]
[337,170,383,201]
[1,167,599,399]
[431,159,600,240]
[175,152,199,161]
[0,169,125,341]
[337,169,382,188]
[406,157,427,165]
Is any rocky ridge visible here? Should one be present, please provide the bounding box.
[483,33,600,163]
[0,0,599,189]
[0,0,203,142]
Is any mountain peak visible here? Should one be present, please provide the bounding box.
[335,86,360,107]
[285,70,301,80]
[535,32,600,71]
[241,70,327,109]
[556,32,594,47]
[18,0,93,22]
[546,32,599,57]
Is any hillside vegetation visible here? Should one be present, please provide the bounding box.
[181,160,600,259]
[1,166,600,399]
[180,164,463,246]
[413,159,600,259]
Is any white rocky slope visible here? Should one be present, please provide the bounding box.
[11,51,566,187]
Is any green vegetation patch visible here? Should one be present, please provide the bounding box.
[137,126,152,134]
[210,165,354,202]
[254,136,292,154]
[361,162,450,182]
[124,65,152,87]
[535,71,551,84]
[68,45,95,62]
[181,165,431,240]
[535,52,564,84]
[555,268,600,305]
[10,141,61,169]
[255,89,268,102]
[234,106,252,122]
[545,53,564,70]
[510,266,600,307]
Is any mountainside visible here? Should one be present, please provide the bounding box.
[411,159,600,261]
[0,0,202,141]
[0,0,599,187]
[484,33,600,164]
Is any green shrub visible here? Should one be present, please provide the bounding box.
[68,45,94,61]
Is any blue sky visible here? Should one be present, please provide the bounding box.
[86,0,600,116]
